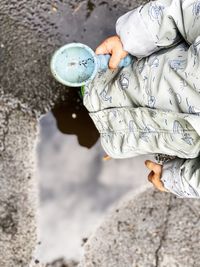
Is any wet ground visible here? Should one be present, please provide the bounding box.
[2,0,152,264]
[49,0,128,147]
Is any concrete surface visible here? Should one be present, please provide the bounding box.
[79,188,200,267]
[0,103,38,267]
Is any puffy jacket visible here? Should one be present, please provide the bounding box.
[83,0,200,197]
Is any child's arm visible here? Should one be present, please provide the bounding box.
[96,0,200,68]
[116,0,200,57]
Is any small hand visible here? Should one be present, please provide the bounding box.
[95,35,128,69]
[145,160,168,192]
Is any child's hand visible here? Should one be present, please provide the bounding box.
[95,35,128,69]
[145,160,168,192]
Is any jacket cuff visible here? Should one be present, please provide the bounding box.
[161,159,200,198]
[116,7,158,58]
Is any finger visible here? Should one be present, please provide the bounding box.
[95,43,109,55]
[109,55,121,69]
[145,160,154,170]
[147,171,154,183]
[148,172,161,184]
[145,160,162,174]
[149,172,169,192]
[151,176,168,192]
[108,49,122,69]
[102,155,111,161]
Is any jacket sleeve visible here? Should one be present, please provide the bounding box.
[116,0,200,57]
[88,106,200,160]
[161,157,200,198]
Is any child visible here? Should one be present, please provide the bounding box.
[83,0,200,198]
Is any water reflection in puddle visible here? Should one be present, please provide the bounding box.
[37,110,149,263]
[52,88,99,148]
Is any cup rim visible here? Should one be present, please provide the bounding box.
[50,42,98,87]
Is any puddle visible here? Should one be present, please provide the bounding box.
[51,89,99,148]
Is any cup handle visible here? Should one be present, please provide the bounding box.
[96,54,133,70]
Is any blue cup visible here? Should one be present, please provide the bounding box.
[50,43,133,87]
